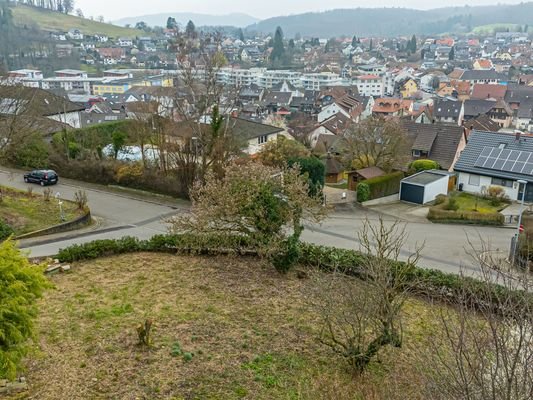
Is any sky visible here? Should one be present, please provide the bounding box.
[75,0,524,21]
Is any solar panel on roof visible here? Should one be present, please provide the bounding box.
[474,146,533,176]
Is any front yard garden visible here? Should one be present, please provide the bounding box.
[428,190,509,225]
[0,185,87,238]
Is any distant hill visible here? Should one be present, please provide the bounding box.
[10,4,142,38]
[114,12,259,29]
[247,3,533,37]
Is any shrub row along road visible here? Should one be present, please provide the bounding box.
[0,168,515,275]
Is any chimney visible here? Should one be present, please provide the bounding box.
[515,130,522,141]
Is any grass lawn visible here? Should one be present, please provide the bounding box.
[0,186,84,235]
[11,4,143,39]
[22,254,441,400]
[437,192,505,214]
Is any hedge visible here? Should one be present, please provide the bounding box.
[428,208,504,225]
[408,159,440,174]
[358,171,404,201]
[55,234,531,314]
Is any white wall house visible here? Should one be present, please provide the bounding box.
[457,172,520,200]
[318,103,350,122]
[48,111,82,129]
[352,75,384,96]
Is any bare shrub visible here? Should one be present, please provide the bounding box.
[307,218,422,374]
[418,242,533,400]
[74,190,88,209]
[26,186,33,198]
[136,319,153,346]
[43,187,52,202]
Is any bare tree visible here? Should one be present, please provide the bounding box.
[419,242,533,400]
[342,117,410,171]
[167,162,326,254]
[171,36,242,183]
[307,218,422,374]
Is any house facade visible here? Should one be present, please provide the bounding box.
[454,130,533,202]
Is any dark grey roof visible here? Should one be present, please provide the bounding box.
[505,85,533,105]
[434,99,461,119]
[412,130,437,152]
[402,170,448,185]
[454,130,533,182]
[402,121,465,170]
[463,99,495,118]
[517,101,533,119]
[263,91,292,105]
[459,70,507,81]
[227,117,284,140]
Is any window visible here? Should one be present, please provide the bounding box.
[258,135,268,145]
[412,150,421,157]
[491,177,513,188]
[468,174,480,186]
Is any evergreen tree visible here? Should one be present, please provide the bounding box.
[237,28,245,41]
[271,26,285,61]
[409,35,417,52]
[369,38,373,51]
[449,46,455,60]
[166,17,177,30]
[352,35,358,47]
[186,20,196,38]
[288,39,295,50]
[0,240,50,380]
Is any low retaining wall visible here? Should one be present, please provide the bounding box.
[362,193,399,206]
[15,209,91,240]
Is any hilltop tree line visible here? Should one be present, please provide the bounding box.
[14,0,74,14]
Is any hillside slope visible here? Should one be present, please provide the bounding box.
[114,12,259,29]
[10,4,141,38]
[247,2,533,37]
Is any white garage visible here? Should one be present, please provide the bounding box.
[400,170,450,204]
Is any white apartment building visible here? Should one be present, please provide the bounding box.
[352,75,384,96]
[7,69,44,80]
[257,70,302,88]
[40,77,106,95]
[216,68,265,86]
[300,72,344,90]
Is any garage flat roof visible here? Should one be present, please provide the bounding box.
[402,171,448,186]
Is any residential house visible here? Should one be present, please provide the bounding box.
[318,94,362,122]
[263,91,293,114]
[229,117,289,155]
[372,98,411,117]
[399,78,419,98]
[310,112,352,147]
[352,75,383,96]
[0,87,84,128]
[96,48,126,64]
[67,29,83,40]
[463,115,501,134]
[239,84,265,103]
[50,31,67,41]
[240,47,263,63]
[433,99,462,124]
[471,84,507,100]
[516,101,533,133]
[459,70,507,86]
[402,121,467,172]
[462,99,513,128]
[118,38,134,47]
[455,130,533,202]
[473,59,493,70]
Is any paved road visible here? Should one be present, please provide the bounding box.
[0,168,515,274]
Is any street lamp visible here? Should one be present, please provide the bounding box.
[512,179,528,264]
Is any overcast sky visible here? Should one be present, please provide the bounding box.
[75,0,524,21]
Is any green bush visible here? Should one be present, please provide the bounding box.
[427,208,504,225]
[0,220,14,242]
[356,183,370,203]
[0,240,50,379]
[445,196,459,211]
[408,159,439,174]
[360,171,404,200]
[54,234,532,315]
[288,156,325,196]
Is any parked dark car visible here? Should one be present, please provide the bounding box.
[23,170,59,186]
